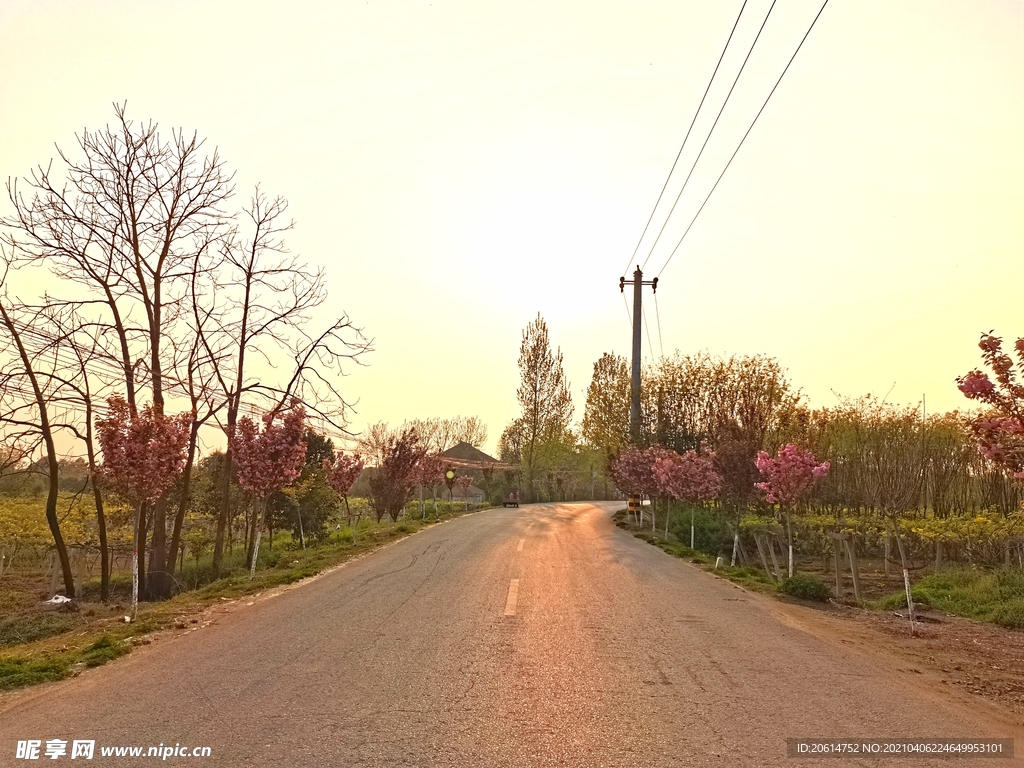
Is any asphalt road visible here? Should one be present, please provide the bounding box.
[1,502,1019,766]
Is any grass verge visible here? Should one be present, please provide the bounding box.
[875,568,1024,629]
[625,513,1024,628]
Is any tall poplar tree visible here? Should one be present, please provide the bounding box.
[503,313,572,501]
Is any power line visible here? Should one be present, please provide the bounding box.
[619,0,750,278]
[657,0,830,278]
[640,0,778,271]
[622,292,633,328]
[654,291,664,358]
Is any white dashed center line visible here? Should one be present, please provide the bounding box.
[503,579,520,616]
[516,539,525,552]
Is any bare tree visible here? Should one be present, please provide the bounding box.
[2,104,234,597]
[203,189,370,577]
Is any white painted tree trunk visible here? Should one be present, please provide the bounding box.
[249,498,268,581]
[131,547,139,621]
[130,500,143,621]
[786,508,794,578]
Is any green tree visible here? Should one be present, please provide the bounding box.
[581,352,630,462]
[502,313,573,501]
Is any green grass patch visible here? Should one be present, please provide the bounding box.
[0,611,84,647]
[0,655,73,690]
[877,568,1024,628]
[79,635,130,668]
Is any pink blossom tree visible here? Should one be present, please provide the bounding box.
[652,448,722,545]
[415,452,446,518]
[325,452,364,530]
[231,403,307,579]
[957,332,1024,480]
[609,445,674,527]
[367,428,427,523]
[96,396,192,618]
[754,444,829,577]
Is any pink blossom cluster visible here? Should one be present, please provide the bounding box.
[971,417,1024,479]
[754,444,829,505]
[958,332,1024,481]
[651,450,722,502]
[415,453,446,487]
[231,403,307,499]
[609,444,721,501]
[957,370,995,398]
[608,445,672,497]
[325,452,364,498]
[456,474,473,491]
[97,397,192,504]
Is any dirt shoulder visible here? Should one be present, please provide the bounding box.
[761,592,1024,722]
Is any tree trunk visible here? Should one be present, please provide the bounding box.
[344,495,355,545]
[166,419,200,583]
[249,498,268,580]
[148,497,169,598]
[211,440,235,579]
[91,482,109,602]
[137,501,149,600]
[785,507,794,578]
[131,501,144,620]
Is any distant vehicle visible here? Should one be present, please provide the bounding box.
[502,491,520,508]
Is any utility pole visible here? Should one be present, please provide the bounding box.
[620,266,658,523]
[620,266,658,444]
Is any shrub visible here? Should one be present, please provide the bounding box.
[781,573,830,602]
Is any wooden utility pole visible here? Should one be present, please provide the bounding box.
[620,267,658,519]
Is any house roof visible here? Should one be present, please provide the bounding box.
[440,441,499,463]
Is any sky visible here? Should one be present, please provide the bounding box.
[1,0,1022,455]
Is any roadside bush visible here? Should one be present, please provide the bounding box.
[993,599,1024,630]
[781,573,830,602]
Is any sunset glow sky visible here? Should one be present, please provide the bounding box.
[2,0,1021,453]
